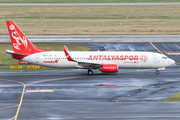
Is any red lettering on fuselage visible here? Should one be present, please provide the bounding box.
[120,55,124,60]
[134,55,138,60]
[43,59,59,64]
[94,55,98,60]
[99,55,103,60]
[116,55,119,60]
[108,55,111,60]
[124,55,128,60]
[87,55,139,61]
[88,55,92,60]
[111,55,116,60]
[129,55,133,60]
[102,55,106,60]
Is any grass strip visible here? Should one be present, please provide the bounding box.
[0,5,180,35]
[0,0,179,3]
[163,92,180,101]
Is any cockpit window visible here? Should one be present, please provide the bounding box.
[162,57,168,59]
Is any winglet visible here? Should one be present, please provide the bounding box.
[63,45,69,51]
[63,45,74,61]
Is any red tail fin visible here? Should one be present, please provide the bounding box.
[6,21,49,55]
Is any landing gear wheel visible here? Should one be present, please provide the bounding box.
[88,69,93,75]
[156,70,159,74]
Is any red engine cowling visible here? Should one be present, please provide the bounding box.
[101,64,118,73]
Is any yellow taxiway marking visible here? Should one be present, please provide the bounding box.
[149,41,177,66]
[26,90,53,92]
[0,78,25,120]
[26,90,39,92]
[0,104,19,110]
[39,90,53,92]
[0,76,87,120]
[28,65,40,69]
[149,41,164,55]
[10,66,22,69]
[14,84,26,120]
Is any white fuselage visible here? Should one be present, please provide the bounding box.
[22,51,175,69]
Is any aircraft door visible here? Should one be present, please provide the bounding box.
[35,55,40,63]
[153,55,158,63]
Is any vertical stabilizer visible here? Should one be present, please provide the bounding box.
[6,21,49,55]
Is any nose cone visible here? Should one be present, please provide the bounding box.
[169,59,175,66]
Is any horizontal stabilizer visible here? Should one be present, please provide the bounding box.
[6,50,26,56]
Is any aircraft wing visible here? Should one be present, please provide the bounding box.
[63,45,102,69]
[76,61,102,69]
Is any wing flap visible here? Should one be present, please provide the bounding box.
[77,61,102,69]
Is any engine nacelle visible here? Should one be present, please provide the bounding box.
[101,64,118,73]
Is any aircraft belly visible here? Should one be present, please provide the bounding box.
[58,61,78,68]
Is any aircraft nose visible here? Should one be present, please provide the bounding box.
[169,59,175,66]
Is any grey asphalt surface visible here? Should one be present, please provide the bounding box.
[0,67,180,119]
[0,3,180,6]
[16,102,180,120]
[1,35,180,42]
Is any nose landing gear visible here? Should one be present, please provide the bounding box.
[156,68,165,74]
[156,70,159,74]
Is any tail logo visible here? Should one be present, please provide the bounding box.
[9,25,15,30]
[11,32,28,50]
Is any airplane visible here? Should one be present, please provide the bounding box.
[6,21,175,75]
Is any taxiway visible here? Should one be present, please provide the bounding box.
[0,67,180,119]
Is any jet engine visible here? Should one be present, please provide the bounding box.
[101,64,118,73]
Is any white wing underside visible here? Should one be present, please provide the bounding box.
[76,60,102,69]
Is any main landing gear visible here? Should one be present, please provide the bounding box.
[156,70,159,74]
[88,69,93,75]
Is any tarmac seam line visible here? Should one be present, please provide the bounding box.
[26,76,88,86]
[0,104,19,110]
